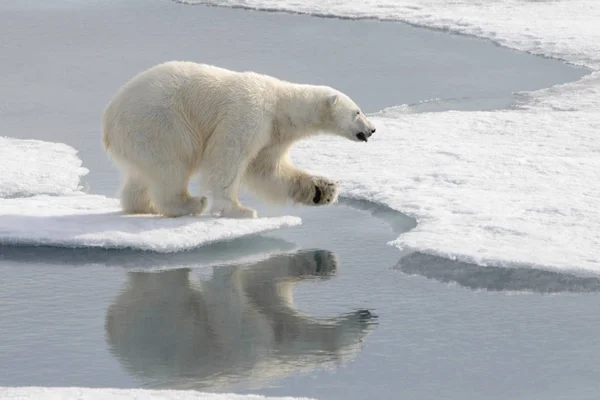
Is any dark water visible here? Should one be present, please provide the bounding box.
[2,1,600,399]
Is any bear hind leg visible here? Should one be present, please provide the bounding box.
[201,146,258,218]
[120,174,155,214]
[207,172,258,218]
[145,164,207,218]
[212,197,258,219]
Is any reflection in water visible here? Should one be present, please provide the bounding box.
[105,249,377,390]
[0,235,297,270]
[397,252,600,293]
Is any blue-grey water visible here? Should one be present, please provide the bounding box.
[1,1,599,399]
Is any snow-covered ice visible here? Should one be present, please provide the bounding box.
[177,0,600,273]
[0,137,88,198]
[0,194,300,252]
[0,387,314,400]
[293,112,599,273]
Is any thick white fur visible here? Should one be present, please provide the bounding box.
[102,61,375,218]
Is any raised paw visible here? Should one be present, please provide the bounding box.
[289,175,339,206]
[311,177,338,206]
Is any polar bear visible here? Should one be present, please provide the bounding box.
[102,61,376,218]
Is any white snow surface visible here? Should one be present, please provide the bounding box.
[0,137,88,198]
[0,387,313,400]
[174,0,600,273]
[0,194,300,252]
[293,112,600,273]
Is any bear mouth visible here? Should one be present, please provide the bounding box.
[356,132,368,142]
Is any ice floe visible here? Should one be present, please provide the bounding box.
[0,137,88,198]
[0,194,300,252]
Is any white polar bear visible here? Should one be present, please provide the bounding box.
[102,61,376,218]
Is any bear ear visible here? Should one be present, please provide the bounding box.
[327,94,339,107]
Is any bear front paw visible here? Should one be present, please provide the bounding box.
[311,177,338,206]
[289,175,339,206]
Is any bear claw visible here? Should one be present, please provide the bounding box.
[313,186,322,204]
[292,176,337,206]
[311,177,338,206]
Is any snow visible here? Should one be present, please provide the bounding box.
[0,387,314,400]
[173,0,600,273]
[293,111,600,273]
[0,137,88,198]
[0,194,300,252]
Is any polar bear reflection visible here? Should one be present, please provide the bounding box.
[105,249,376,389]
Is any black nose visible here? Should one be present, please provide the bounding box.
[371,128,376,133]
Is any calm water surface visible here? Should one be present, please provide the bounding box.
[1,1,599,399]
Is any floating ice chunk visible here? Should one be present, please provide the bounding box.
[0,194,301,252]
[0,387,314,400]
[0,137,88,198]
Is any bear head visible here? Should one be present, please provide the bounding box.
[324,91,376,142]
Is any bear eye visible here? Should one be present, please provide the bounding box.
[356,110,360,115]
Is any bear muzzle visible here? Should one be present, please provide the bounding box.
[356,127,376,142]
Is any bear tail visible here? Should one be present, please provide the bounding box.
[101,107,111,150]
[102,131,110,150]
